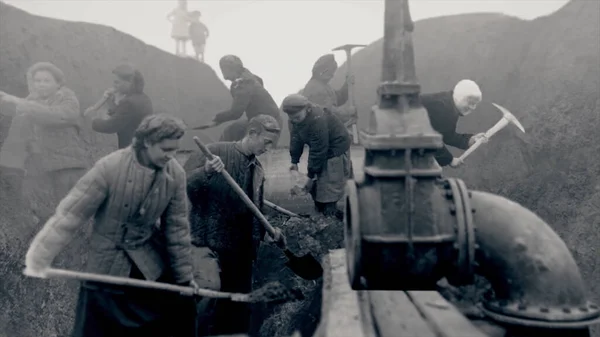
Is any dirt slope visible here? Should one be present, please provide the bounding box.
[332,0,600,334]
[0,3,232,336]
[0,2,233,154]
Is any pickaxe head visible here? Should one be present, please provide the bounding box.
[332,44,367,54]
[492,103,525,133]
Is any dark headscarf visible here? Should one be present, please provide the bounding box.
[112,64,145,94]
[311,54,338,79]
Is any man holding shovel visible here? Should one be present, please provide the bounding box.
[421,79,488,168]
[24,114,202,337]
[185,114,285,335]
[282,93,352,219]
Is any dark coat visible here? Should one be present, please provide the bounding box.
[289,104,351,178]
[213,69,282,125]
[185,142,265,256]
[92,93,153,149]
[421,91,473,166]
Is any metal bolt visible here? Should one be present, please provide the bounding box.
[449,205,456,214]
[471,208,476,214]
[580,307,589,312]
[453,243,459,249]
[563,308,571,314]
[468,191,472,198]
[445,190,453,199]
[540,307,549,313]
[474,244,480,250]
[518,304,527,311]
[590,304,598,309]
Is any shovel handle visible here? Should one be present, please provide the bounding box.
[192,137,280,239]
[40,268,235,298]
[457,138,486,163]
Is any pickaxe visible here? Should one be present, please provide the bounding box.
[458,103,525,163]
[332,44,366,144]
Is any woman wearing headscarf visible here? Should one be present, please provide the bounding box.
[86,64,153,149]
[0,61,89,221]
[301,54,353,125]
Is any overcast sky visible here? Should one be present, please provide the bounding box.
[3,0,569,104]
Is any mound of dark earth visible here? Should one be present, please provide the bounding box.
[333,0,599,335]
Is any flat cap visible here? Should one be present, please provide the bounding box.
[281,94,309,114]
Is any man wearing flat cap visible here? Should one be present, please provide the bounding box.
[201,55,283,146]
[282,94,352,219]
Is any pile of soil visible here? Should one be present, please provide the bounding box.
[332,0,599,335]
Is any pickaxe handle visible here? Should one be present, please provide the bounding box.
[458,118,509,163]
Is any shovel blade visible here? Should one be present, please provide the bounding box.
[284,251,323,280]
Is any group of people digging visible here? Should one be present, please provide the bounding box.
[0,50,486,336]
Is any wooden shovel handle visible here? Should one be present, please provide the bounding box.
[192,137,279,239]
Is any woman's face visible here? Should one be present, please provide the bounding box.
[32,70,60,98]
[113,75,133,94]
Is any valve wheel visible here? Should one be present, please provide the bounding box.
[345,180,363,290]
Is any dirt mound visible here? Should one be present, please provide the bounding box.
[333,0,600,335]
[0,2,233,336]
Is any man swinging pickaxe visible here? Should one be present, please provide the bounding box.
[332,44,366,144]
[457,103,526,164]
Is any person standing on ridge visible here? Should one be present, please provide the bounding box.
[421,79,488,168]
[167,0,191,57]
[282,94,353,219]
[195,55,283,146]
[86,64,153,149]
[188,10,209,62]
[24,114,199,337]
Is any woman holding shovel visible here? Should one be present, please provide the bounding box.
[24,114,201,337]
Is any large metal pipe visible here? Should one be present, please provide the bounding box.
[470,191,600,327]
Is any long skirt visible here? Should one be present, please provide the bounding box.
[71,265,197,337]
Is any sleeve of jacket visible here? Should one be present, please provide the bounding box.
[336,81,349,106]
[91,99,136,134]
[25,158,110,269]
[186,144,218,198]
[434,146,454,167]
[306,115,329,178]
[288,121,305,164]
[161,165,194,283]
[18,89,80,126]
[444,131,473,150]
[213,80,253,124]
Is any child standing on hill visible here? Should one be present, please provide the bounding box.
[188,10,209,62]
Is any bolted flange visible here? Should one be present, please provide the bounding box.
[444,178,476,286]
[345,179,364,290]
